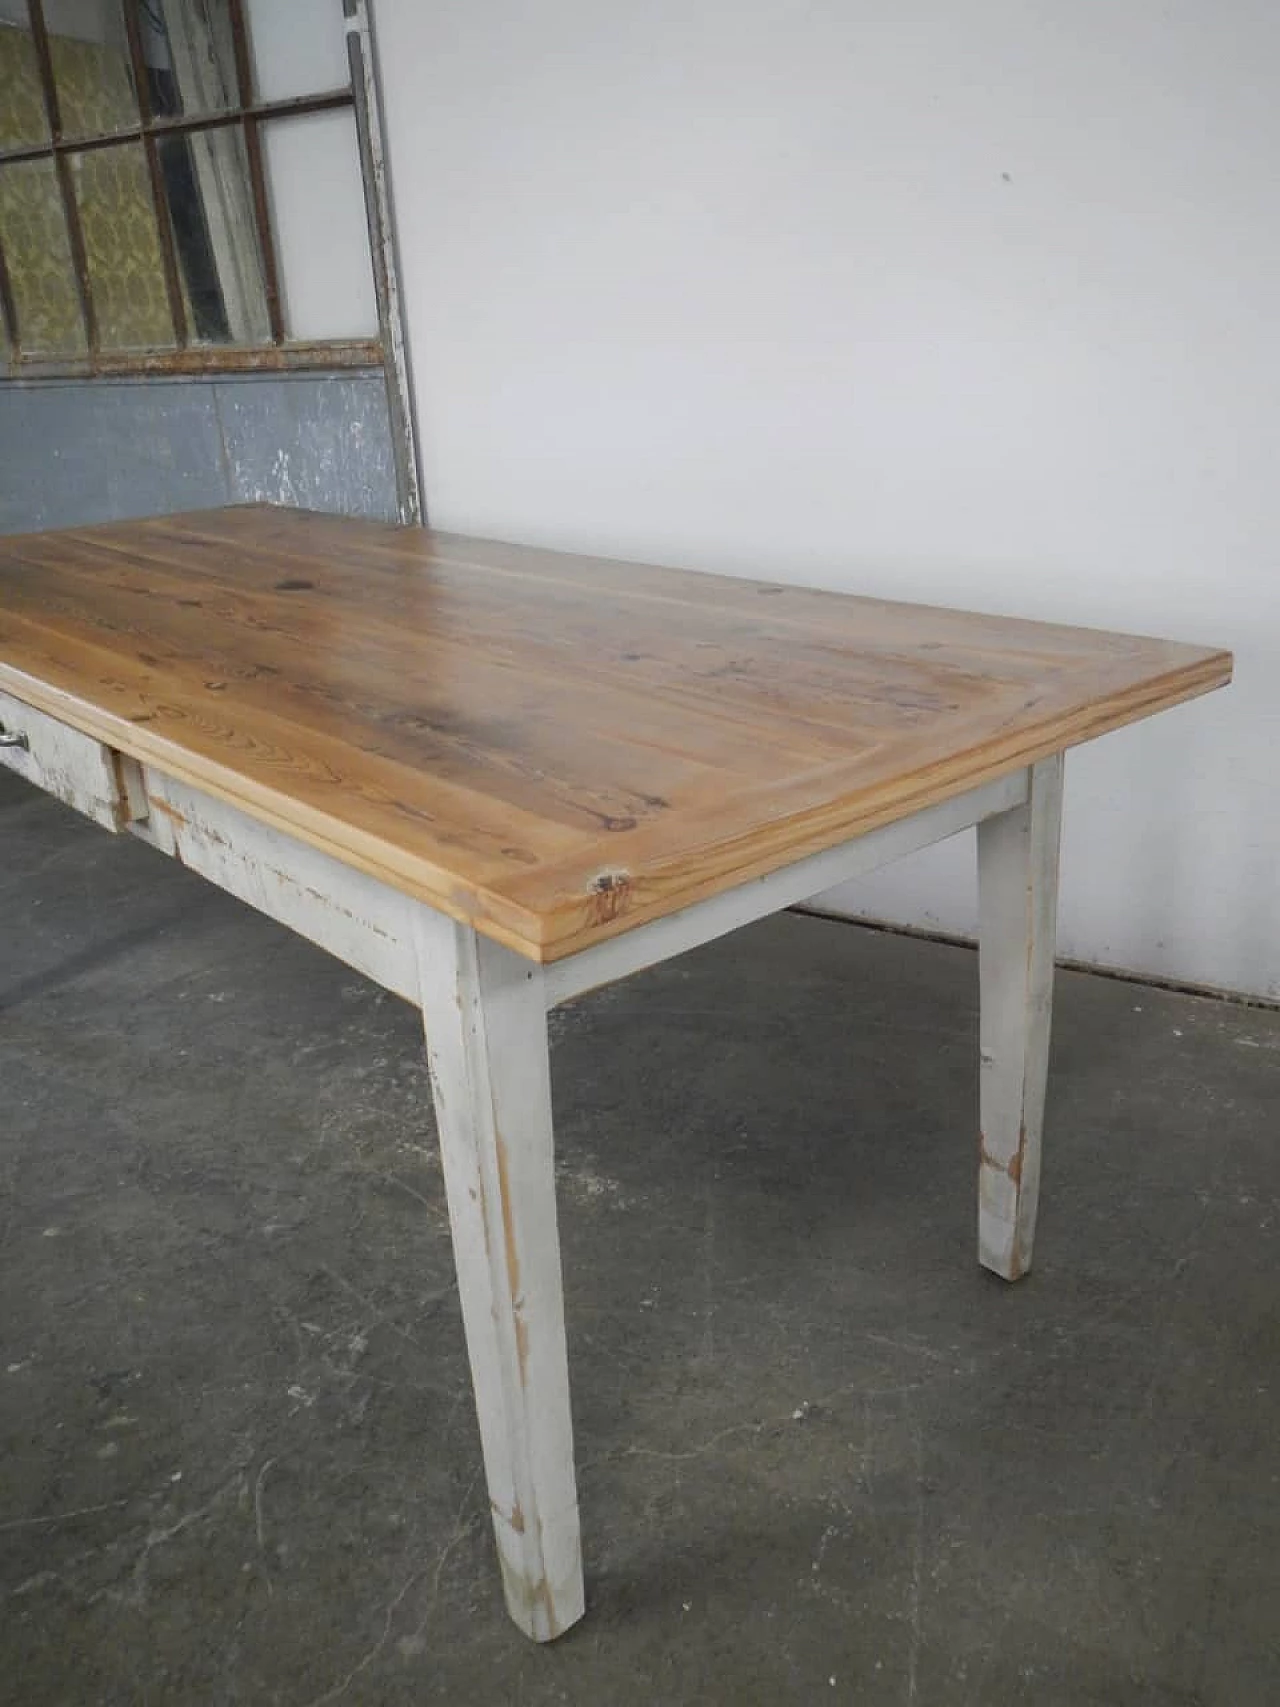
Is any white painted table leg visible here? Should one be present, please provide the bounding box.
[976,754,1064,1281]
[414,907,583,1641]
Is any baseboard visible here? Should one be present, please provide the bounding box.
[791,905,1280,1013]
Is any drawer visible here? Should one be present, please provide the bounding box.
[0,688,138,833]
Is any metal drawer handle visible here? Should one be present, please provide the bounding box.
[0,727,30,751]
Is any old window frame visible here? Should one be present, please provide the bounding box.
[0,0,382,379]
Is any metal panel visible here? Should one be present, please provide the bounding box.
[213,371,399,521]
[0,379,227,533]
[0,371,399,535]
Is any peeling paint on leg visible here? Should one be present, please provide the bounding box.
[492,1132,531,1387]
[979,1124,1027,1186]
[495,1518,582,1642]
[490,1498,526,1535]
[1010,1121,1028,1186]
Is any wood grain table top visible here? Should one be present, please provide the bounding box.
[0,506,1231,961]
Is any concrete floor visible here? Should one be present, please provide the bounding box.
[2,767,1278,1707]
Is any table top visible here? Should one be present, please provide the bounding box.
[0,506,1231,961]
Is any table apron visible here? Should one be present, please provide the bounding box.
[128,764,421,1003]
[542,770,1029,1006]
[111,759,1030,1011]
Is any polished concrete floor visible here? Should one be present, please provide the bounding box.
[2,766,1278,1706]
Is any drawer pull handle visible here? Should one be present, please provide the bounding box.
[0,728,30,751]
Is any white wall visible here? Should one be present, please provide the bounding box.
[374,0,1279,1000]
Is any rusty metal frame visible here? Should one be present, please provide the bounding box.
[344,0,421,523]
[0,92,355,168]
[24,0,98,354]
[10,339,382,381]
[0,0,367,380]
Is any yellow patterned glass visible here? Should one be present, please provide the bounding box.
[72,144,174,350]
[0,158,86,355]
[0,18,50,150]
[49,3,140,140]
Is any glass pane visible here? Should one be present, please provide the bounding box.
[263,108,376,341]
[0,11,51,150]
[143,0,239,120]
[71,143,174,350]
[245,0,349,102]
[158,124,270,344]
[0,158,86,355]
[46,0,139,139]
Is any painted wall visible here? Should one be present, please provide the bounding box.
[374,0,1277,999]
[0,371,399,534]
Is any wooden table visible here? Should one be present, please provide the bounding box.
[0,506,1231,1639]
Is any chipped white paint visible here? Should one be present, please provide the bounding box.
[977,754,1065,1280]
[0,688,138,833]
[544,771,1028,1007]
[413,906,583,1641]
[133,770,417,1002]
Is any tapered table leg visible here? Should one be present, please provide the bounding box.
[415,907,583,1640]
[976,754,1065,1280]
